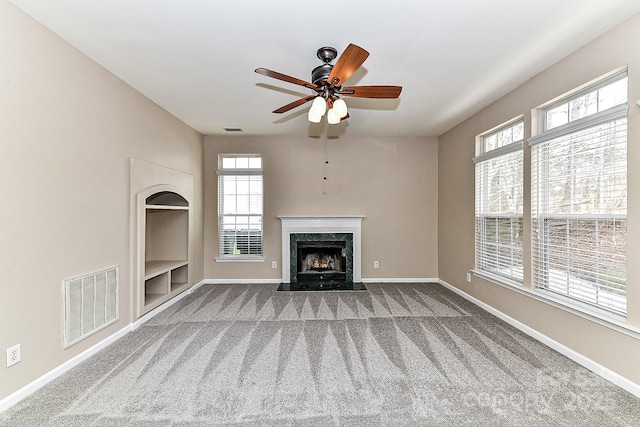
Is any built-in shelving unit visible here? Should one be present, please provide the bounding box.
[140,191,191,315]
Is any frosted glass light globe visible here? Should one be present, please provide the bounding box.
[332,98,347,118]
[327,108,340,125]
[308,109,322,123]
[310,96,327,116]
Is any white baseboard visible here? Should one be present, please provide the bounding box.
[438,279,640,399]
[202,278,439,285]
[0,280,206,413]
[203,278,282,285]
[130,279,206,330]
[361,277,439,283]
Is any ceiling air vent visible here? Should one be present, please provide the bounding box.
[224,128,243,132]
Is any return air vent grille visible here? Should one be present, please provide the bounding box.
[63,266,119,348]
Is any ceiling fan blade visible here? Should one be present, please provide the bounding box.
[255,68,318,90]
[328,44,369,87]
[272,95,316,114]
[341,85,402,98]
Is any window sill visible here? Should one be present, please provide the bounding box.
[472,270,524,289]
[471,269,640,340]
[215,256,265,263]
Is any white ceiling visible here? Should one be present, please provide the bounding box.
[8,0,640,137]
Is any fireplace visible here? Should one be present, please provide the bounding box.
[291,234,352,283]
[278,216,364,288]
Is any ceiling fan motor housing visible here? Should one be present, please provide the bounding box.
[312,63,333,86]
[312,46,338,86]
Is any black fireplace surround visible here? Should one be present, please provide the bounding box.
[278,232,365,291]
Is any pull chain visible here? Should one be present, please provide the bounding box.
[323,122,329,181]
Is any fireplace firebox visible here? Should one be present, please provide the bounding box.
[297,240,346,282]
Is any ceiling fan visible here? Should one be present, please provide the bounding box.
[255,44,402,124]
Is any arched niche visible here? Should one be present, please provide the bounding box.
[131,158,194,318]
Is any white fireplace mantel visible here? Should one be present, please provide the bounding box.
[279,215,364,283]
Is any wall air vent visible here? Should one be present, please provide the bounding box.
[63,266,119,348]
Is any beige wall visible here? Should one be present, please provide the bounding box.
[0,1,204,400]
[204,135,438,281]
[439,13,640,384]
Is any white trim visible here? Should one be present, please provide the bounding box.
[471,269,636,337]
[537,69,628,115]
[361,277,439,283]
[0,280,206,414]
[438,279,640,399]
[472,269,525,290]
[279,216,365,283]
[473,140,523,164]
[215,256,265,263]
[203,277,439,284]
[203,278,282,285]
[216,169,262,176]
[528,103,628,146]
[131,280,206,330]
[201,278,439,285]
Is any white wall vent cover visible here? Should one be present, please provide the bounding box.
[63,266,119,348]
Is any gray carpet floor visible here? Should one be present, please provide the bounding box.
[1,282,639,426]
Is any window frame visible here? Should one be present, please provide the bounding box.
[529,71,628,318]
[216,154,264,262]
[534,68,628,136]
[473,117,525,285]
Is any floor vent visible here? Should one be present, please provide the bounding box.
[63,266,119,348]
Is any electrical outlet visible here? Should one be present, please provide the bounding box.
[272,261,277,269]
[466,272,472,282]
[373,261,379,268]
[6,344,21,367]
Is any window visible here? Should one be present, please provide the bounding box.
[217,154,263,259]
[474,119,524,283]
[529,71,627,316]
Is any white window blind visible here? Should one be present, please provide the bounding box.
[530,74,627,316]
[217,155,263,258]
[474,120,524,283]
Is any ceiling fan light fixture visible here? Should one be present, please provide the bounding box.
[310,96,327,116]
[332,98,347,118]
[308,109,322,123]
[327,108,341,125]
